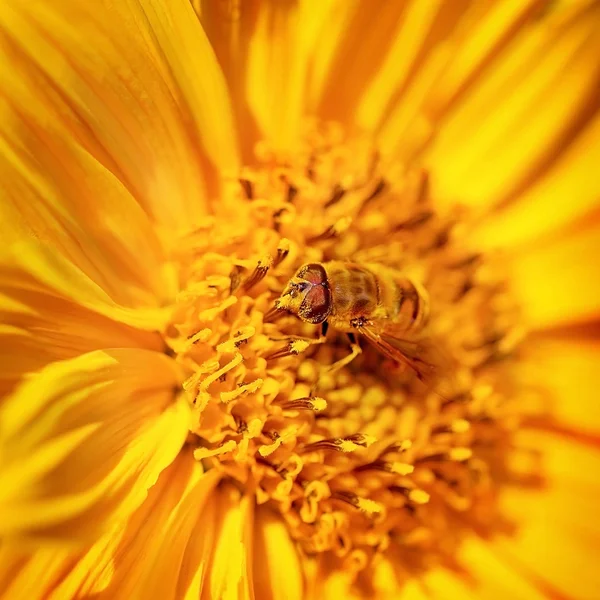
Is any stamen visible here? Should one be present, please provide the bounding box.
[324,184,346,208]
[263,304,287,323]
[265,339,311,360]
[392,211,433,231]
[361,177,387,205]
[239,178,254,200]
[241,256,273,292]
[287,183,299,203]
[356,460,415,476]
[332,491,383,516]
[302,433,376,453]
[273,239,290,267]
[194,440,237,460]
[308,216,352,242]
[389,486,431,505]
[278,397,327,411]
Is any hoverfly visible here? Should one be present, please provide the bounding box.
[271,261,450,394]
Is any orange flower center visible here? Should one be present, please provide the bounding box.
[164,123,538,580]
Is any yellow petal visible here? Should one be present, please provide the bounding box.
[507,218,600,329]
[355,0,457,135]
[0,280,164,395]
[0,124,173,310]
[521,333,600,435]
[454,537,548,600]
[0,452,220,599]
[0,0,237,232]
[469,113,600,250]
[253,506,303,600]
[0,546,73,600]
[126,0,240,183]
[245,1,301,154]
[496,431,600,599]
[138,465,221,600]
[427,1,600,211]
[310,1,411,127]
[0,348,189,543]
[0,241,170,331]
[202,486,254,600]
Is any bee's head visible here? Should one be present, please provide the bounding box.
[276,263,332,324]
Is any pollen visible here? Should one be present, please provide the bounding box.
[165,122,542,588]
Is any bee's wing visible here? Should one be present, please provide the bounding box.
[357,320,455,399]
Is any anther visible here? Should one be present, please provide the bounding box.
[229,265,243,294]
[278,397,327,411]
[263,304,286,323]
[239,178,254,200]
[265,339,311,360]
[287,183,299,203]
[325,184,346,208]
[241,256,273,292]
[362,177,387,205]
[302,433,375,453]
[308,216,352,243]
[332,491,383,516]
[415,169,429,204]
[273,239,290,267]
[392,211,433,231]
[356,460,414,476]
[389,486,430,505]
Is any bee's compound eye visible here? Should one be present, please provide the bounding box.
[299,285,332,324]
[297,263,328,286]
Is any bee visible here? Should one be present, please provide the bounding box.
[272,261,448,391]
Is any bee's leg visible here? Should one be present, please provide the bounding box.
[325,332,362,374]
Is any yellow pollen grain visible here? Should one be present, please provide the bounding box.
[408,489,430,504]
[356,497,383,515]
[389,462,415,476]
[310,397,327,411]
[449,447,473,461]
[289,339,311,355]
[336,439,365,453]
[333,215,353,234]
[451,419,470,433]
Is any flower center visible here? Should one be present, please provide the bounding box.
[165,123,534,580]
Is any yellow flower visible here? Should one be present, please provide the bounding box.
[0,0,599,598]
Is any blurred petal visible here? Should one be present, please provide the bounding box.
[128,0,240,182]
[0,452,221,599]
[244,0,307,154]
[427,0,600,211]
[0,0,237,231]
[0,243,171,331]
[253,507,303,600]
[0,545,73,600]
[311,1,469,132]
[0,349,189,543]
[496,431,600,599]
[0,113,174,309]
[200,0,329,156]
[355,1,465,134]
[507,218,600,329]
[469,113,600,250]
[202,486,254,600]
[521,333,600,435]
